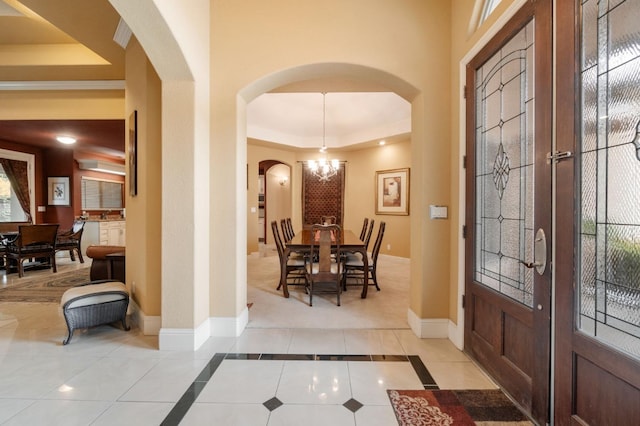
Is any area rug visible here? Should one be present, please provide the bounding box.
[388,389,532,425]
[0,267,91,303]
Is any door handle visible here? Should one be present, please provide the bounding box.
[521,228,547,275]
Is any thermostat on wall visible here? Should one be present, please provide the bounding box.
[429,205,448,219]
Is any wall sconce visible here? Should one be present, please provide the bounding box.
[279,176,288,186]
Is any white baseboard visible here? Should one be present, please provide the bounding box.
[158,318,210,351]
[407,308,450,339]
[129,299,161,336]
[132,302,248,350]
[209,305,248,337]
[448,319,464,350]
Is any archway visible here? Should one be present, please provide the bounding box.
[242,63,418,328]
[258,160,292,247]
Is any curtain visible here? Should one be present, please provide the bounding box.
[0,159,31,222]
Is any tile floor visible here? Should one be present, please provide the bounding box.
[0,252,499,425]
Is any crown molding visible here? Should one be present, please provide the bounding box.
[0,80,125,91]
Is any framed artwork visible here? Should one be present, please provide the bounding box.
[48,176,70,206]
[375,168,410,215]
[129,110,138,196]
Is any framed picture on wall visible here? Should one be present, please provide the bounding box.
[375,168,410,215]
[129,110,138,196]
[48,176,70,206]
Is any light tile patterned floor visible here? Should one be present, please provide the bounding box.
[0,255,498,425]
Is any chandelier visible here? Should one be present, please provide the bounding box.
[308,92,340,182]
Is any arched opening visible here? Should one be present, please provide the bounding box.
[243,64,417,327]
[258,160,292,247]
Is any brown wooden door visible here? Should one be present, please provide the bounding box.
[464,1,552,424]
[554,0,640,424]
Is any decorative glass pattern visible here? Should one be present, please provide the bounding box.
[578,0,640,359]
[474,21,535,307]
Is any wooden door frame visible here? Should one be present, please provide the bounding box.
[464,1,552,423]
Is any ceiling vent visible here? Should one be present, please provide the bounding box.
[113,18,132,49]
[78,159,126,176]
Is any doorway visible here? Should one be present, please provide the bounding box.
[465,1,552,423]
[259,160,291,245]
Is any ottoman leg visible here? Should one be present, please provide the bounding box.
[63,326,74,345]
[121,315,130,331]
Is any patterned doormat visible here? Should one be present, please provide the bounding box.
[0,267,91,303]
[388,389,533,425]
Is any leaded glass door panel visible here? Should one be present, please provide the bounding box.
[465,2,552,424]
[555,0,640,423]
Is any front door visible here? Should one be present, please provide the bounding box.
[555,0,640,423]
[465,1,552,424]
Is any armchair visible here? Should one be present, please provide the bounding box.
[5,224,59,277]
[56,220,85,263]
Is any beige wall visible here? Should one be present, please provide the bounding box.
[0,90,123,119]
[447,0,522,324]
[125,36,162,316]
[211,0,452,323]
[247,139,412,258]
[343,140,411,258]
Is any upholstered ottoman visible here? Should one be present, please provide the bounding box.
[60,280,130,345]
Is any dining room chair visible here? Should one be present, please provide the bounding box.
[363,219,375,251]
[271,220,306,290]
[343,221,385,291]
[343,218,372,261]
[320,215,337,225]
[286,218,295,239]
[279,219,291,241]
[305,223,343,306]
[359,218,369,241]
[280,218,295,242]
[5,223,59,278]
[55,220,85,263]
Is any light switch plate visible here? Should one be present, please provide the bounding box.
[37,205,46,212]
[429,205,448,219]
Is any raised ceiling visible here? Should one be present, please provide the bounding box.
[0,0,411,157]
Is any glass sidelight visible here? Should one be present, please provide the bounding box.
[577,0,640,359]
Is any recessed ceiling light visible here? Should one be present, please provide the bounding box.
[56,136,76,145]
[379,140,386,146]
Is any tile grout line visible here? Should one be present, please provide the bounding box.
[160,352,436,425]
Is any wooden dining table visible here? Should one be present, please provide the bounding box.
[282,229,370,299]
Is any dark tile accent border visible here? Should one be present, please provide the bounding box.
[408,355,439,389]
[160,352,434,425]
[259,353,315,361]
[161,353,225,426]
[316,354,372,361]
[371,354,409,362]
